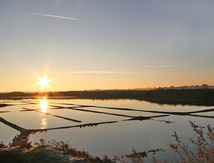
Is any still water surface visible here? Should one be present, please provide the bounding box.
[0,99,213,160]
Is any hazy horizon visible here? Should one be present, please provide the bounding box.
[1,0,214,91]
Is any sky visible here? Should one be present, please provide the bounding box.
[0,0,214,91]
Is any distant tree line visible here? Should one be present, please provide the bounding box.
[0,89,214,106]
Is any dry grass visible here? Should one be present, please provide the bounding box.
[35,139,113,163]
[114,121,214,163]
[170,121,214,163]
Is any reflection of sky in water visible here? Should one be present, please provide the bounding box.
[0,99,213,160]
[0,123,19,145]
[49,99,213,112]
[30,114,214,159]
[50,109,123,123]
[0,111,76,129]
[81,107,161,117]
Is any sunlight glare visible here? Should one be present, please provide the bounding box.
[38,76,49,89]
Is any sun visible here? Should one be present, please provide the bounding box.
[38,76,50,89]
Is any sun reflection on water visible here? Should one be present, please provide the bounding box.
[41,117,47,129]
[40,97,48,113]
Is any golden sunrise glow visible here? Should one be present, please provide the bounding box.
[40,97,48,113]
[38,76,50,89]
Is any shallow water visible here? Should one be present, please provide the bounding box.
[0,99,213,161]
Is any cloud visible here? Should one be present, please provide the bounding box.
[20,11,78,21]
[142,65,185,68]
[48,70,164,75]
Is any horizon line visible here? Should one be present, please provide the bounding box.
[1,84,214,94]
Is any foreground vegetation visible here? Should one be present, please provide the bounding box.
[169,121,214,163]
[0,121,213,163]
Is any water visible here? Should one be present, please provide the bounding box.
[0,99,213,161]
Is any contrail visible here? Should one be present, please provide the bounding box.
[21,11,78,21]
